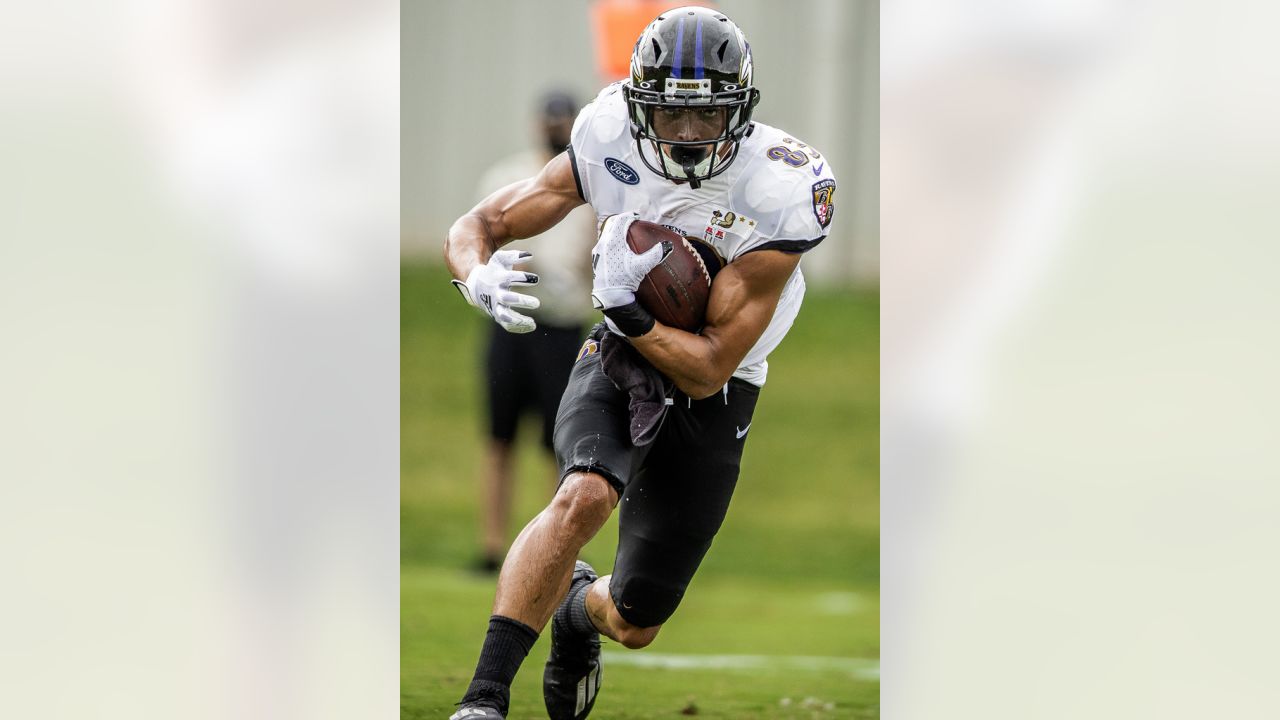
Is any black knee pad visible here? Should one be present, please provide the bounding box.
[610,535,713,628]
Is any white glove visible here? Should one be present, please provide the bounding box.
[589,213,669,311]
[451,249,540,333]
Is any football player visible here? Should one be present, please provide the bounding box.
[444,7,837,719]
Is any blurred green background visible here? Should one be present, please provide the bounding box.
[402,262,879,718]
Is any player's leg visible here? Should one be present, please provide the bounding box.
[459,330,638,719]
[492,470,617,625]
[459,471,618,717]
[541,330,666,720]
[592,379,762,646]
[499,324,620,627]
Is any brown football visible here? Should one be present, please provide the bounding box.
[626,220,712,332]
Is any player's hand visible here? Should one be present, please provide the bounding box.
[589,213,668,311]
[451,249,540,333]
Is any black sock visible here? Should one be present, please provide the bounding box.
[460,615,539,714]
[555,577,600,640]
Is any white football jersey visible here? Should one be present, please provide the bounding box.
[569,83,837,386]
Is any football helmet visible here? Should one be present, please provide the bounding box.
[624,6,760,188]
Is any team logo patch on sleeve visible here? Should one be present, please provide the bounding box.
[576,338,600,362]
[812,178,836,229]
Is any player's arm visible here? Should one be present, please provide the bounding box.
[631,249,800,399]
[444,152,585,331]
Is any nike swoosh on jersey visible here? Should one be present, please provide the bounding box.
[736,424,751,439]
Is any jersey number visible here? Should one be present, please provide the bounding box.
[766,145,809,168]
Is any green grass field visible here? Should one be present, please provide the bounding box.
[403,262,879,719]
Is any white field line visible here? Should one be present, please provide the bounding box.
[600,651,880,680]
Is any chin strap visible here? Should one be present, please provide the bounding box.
[682,159,701,190]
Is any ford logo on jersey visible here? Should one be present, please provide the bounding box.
[604,157,640,185]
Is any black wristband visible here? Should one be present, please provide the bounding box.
[602,301,656,337]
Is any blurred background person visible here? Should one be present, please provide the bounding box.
[472,91,597,573]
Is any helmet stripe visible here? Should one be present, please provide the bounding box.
[672,16,684,79]
[693,16,704,79]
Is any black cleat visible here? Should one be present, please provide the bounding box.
[448,703,504,720]
[543,560,603,720]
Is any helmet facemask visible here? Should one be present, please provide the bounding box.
[626,82,758,188]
